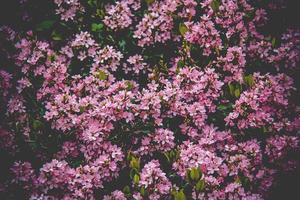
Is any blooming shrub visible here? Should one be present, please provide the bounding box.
[0,0,300,199]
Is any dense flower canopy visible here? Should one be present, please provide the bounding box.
[0,0,300,199]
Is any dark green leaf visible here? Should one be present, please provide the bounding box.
[130,168,138,179]
[52,31,62,41]
[140,186,146,196]
[228,83,235,96]
[123,186,131,194]
[32,119,43,130]
[177,60,185,68]
[91,23,104,32]
[272,37,276,47]
[36,20,55,31]
[195,180,205,192]
[211,0,220,12]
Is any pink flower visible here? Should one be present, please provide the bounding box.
[139,160,172,199]
[53,0,84,21]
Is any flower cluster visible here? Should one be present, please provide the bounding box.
[185,18,223,56]
[1,0,300,199]
[0,70,12,99]
[103,0,141,31]
[137,128,175,155]
[137,160,171,200]
[123,54,148,74]
[11,162,36,191]
[53,0,84,21]
[216,46,246,83]
[265,135,299,164]
[173,127,274,199]
[225,73,295,131]
[133,0,178,46]
[104,190,127,200]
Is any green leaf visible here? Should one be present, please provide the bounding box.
[145,0,155,5]
[48,54,56,62]
[175,150,180,160]
[215,47,220,55]
[272,37,276,47]
[240,175,250,187]
[28,140,38,150]
[129,157,140,170]
[229,83,242,98]
[130,168,138,179]
[170,150,175,159]
[189,167,202,181]
[174,190,187,200]
[127,152,133,161]
[164,152,170,162]
[96,70,108,81]
[119,40,126,51]
[140,186,147,196]
[52,31,62,41]
[95,8,105,18]
[36,20,55,31]
[179,23,188,36]
[218,104,227,111]
[133,174,140,185]
[211,0,220,12]
[195,180,205,192]
[234,88,240,98]
[70,160,83,168]
[228,83,235,96]
[87,0,96,6]
[125,81,134,90]
[245,10,255,20]
[243,74,254,87]
[32,119,43,130]
[123,185,131,194]
[79,106,86,113]
[177,60,185,68]
[91,23,104,32]
[262,126,268,133]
